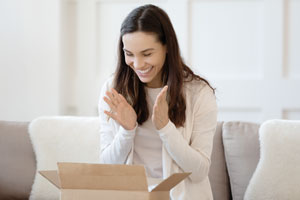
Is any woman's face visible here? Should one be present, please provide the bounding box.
[122,31,167,88]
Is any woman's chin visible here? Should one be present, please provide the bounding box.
[138,77,152,84]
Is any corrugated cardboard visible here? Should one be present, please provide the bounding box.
[39,162,191,200]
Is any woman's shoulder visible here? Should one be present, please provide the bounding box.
[183,78,214,96]
[183,78,217,112]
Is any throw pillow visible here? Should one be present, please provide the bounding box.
[244,119,300,200]
[29,116,100,200]
[0,121,35,199]
[208,121,231,200]
[222,121,260,200]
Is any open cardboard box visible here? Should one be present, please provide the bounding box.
[39,162,191,200]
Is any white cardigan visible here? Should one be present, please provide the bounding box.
[98,77,217,200]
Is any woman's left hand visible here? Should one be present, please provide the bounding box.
[152,85,169,130]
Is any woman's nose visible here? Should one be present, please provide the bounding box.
[133,57,144,69]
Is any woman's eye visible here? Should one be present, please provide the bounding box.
[125,53,133,57]
[144,53,152,57]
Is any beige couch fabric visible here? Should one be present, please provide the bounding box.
[209,121,231,200]
[1,117,265,200]
[222,121,260,200]
[29,118,231,200]
[0,121,36,200]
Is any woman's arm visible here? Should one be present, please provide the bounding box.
[158,85,217,182]
[98,79,137,164]
[99,119,136,164]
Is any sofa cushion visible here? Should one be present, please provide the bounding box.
[244,120,300,200]
[222,121,260,200]
[29,116,100,200]
[0,121,36,200]
[208,121,231,200]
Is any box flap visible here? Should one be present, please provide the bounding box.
[151,172,191,191]
[39,170,61,188]
[57,162,148,191]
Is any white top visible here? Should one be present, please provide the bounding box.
[132,87,163,178]
[98,77,217,200]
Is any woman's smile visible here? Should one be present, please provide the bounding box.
[135,66,153,77]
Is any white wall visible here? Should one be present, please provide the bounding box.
[190,0,300,122]
[1,0,299,123]
[0,0,60,121]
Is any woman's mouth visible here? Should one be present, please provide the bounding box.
[136,66,153,76]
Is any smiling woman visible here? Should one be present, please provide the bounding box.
[98,4,218,200]
[122,32,167,88]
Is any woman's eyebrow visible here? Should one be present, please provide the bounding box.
[141,48,155,53]
[123,48,155,53]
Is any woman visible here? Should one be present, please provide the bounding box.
[98,4,217,200]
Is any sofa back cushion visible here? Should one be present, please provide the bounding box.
[222,121,260,200]
[208,121,231,200]
[244,120,300,199]
[29,116,100,200]
[0,121,36,200]
[28,117,230,199]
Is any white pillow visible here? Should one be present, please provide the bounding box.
[244,119,300,200]
[28,116,100,200]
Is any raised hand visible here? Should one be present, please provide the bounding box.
[103,88,137,130]
[152,86,169,130]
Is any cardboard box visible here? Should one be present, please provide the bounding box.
[39,162,191,200]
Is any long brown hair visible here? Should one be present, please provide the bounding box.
[113,4,214,127]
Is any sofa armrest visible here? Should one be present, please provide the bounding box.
[0,121,36,200]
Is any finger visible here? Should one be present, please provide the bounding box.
[106,91,118,105]
[111,88,120,103]
[152,105,163,124]
[158,85,168,101]
[103,96,116,110]
[155,94,163,105]
[118,93,127,103]
[111,88,118,94]
[162,85,168,99]
[160,86,168,98]
[156,86,168,103]
[106,91,114,100]
[104,110,117,121]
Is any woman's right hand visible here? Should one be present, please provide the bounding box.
[103,88,137,130]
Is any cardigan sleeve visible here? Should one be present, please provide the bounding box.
[98,78,137,164]
[158,84,217,182]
